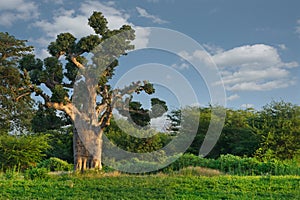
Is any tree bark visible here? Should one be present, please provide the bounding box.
[73,127,103,171]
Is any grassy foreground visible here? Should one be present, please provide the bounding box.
[0,174,299,200]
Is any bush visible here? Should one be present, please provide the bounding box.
[24,167,49,180]
[38,157,73,171]
[0,134,50,171]
[163,153,300,176]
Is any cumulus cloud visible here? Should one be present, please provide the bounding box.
[179,44,298,92]
[34,9,92,39]
[0,0,39,26]
[33,1,150,53]
[136,7,168,24]
[211,44,298,91]
[227,94,240,101]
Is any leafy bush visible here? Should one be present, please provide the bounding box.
[38,157,73,171]
[24,167,49,180]
[0,134,50,171]
[163,154,300,176]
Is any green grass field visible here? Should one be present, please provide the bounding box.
[0,174,299,199]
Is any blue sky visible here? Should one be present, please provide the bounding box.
[1,0,300,110]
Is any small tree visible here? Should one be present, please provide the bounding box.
[20,12,167,171]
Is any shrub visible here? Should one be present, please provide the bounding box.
[0,134,50,171]
[38,157,73,171]
[24,167,49,180]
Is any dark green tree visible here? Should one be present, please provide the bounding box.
[20,12,167,171]
[31,104,70,133]
[168,106,260,158]
[254,101,300,160]
[0,32,34,133]
[105,118,171,153]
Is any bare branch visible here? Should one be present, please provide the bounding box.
[15,92,31,102]
[70,56,85,69]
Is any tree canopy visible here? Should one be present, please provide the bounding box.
[0,32,34,133]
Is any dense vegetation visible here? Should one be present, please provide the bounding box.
[0,174,299,199]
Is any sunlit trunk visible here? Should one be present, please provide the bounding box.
[73,127,103,171]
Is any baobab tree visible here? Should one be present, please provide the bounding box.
[19,12,167,171]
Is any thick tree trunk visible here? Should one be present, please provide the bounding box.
[73,127,103,171]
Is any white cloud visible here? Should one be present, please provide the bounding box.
[203,43,224,55]
[180,44,299,92]
[34,9,92,39]
[227,94,240,101]
[33,1,149,53]
[0,0,39,26]
[212,44,283,69]
[240,104,254,109]
[136,7,168,24]
[34,49,50,60]
[178,50,212,67]
[150,114,168,132]
[278,44,287,51]
[171,61,189,70]
[132,27,151,49]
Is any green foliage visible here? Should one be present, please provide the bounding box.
[88,11,108,35]
[128,101,151,127]
[3,166,19,180]
[51,85,68,103]
[32,106,66,132]
[24,167,49,180]
[37,157,73,172]
[164,154,300,176]
[45,129,73,163]
[150,98,168,118]
[254,101,300,160]
[0,32,34,133]
[44,57,64,83]
[0,134,51,171]
[0,65,34,132]
[48,33,76,57]
[105,118,171,153]
[0,32,33,66]
[168,102,300,161]
[0,175,299,199]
